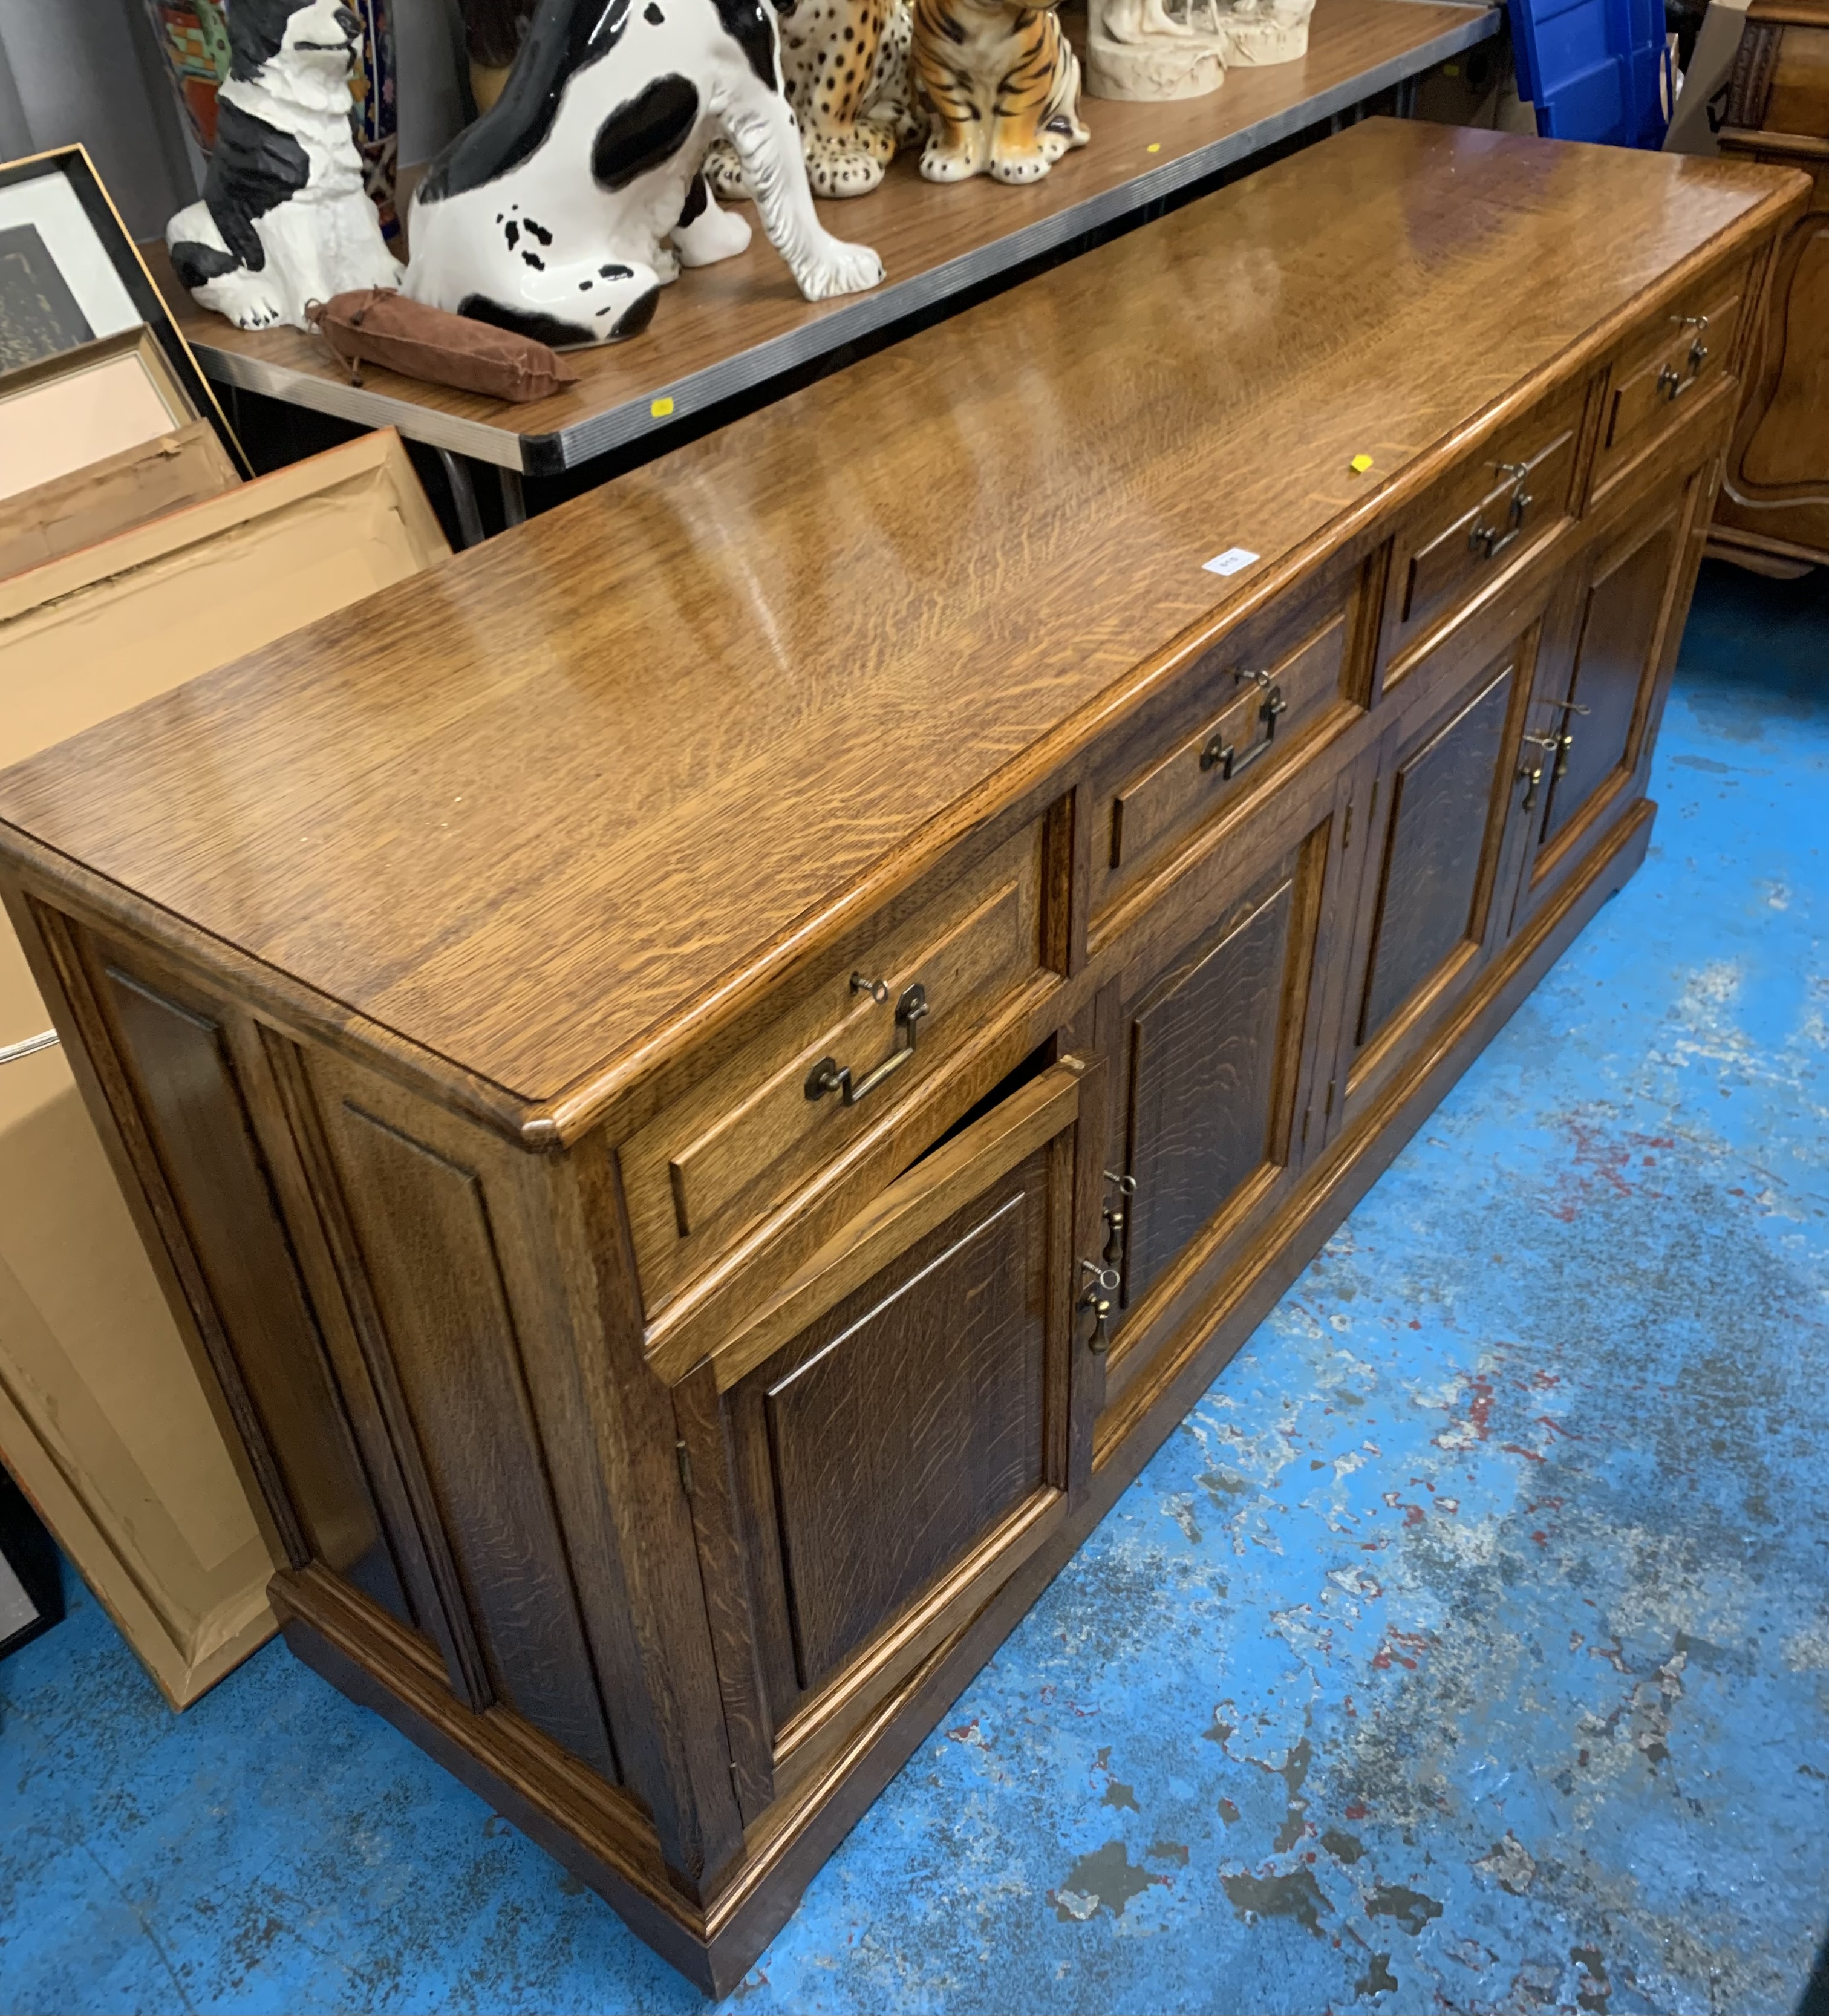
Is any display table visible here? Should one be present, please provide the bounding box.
[2,123,1805,1992]
[151,0,1496,500]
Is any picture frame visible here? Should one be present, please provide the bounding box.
[0,325,206,502]
[0,144,249,475]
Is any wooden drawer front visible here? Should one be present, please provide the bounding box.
[708,1065,1081,1784]
[1592,267,1747,500]
[1090,569,1355,929]
[1380,379,1585,680]
[623,820,1045,1314]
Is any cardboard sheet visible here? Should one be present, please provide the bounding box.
[0,430,448,1703]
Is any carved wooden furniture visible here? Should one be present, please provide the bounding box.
[0,434,448,1705]
[1713,0,1829,570]
[0,122,1804,1990]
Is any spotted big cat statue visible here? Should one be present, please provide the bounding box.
[405,0,883,345]
[705,0,921,200]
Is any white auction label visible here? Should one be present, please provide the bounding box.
[1203,547,1260,577]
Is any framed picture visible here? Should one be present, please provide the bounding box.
[0,145,249,474]
[0,325,208,503]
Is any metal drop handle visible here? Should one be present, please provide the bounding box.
[1661,314,1710,400]
[1200,677,1286,781]
[806,984,930,1107]
[1470,463,1533,561]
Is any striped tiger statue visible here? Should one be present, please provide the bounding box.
[910,0,1089,183]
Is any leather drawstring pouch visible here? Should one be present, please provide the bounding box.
[306,290,579,404]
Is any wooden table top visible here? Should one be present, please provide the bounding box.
[153,0,1496,475]
[4,122,1802,1143]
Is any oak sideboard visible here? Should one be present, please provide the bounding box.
[0,122,1805,1992]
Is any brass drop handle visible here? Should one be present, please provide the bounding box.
[806,983,930,1107]
[1079,1265,1115,1355]
[1522,729,1568,783]
[1548,701,1597,778]
[1199,676,1285,781]
[1517,759,1544,812]
[1469,462,1533,561]
[1660,315,1710,399]
[1099,1169,1136,1279]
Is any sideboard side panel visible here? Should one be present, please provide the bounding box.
[300,1071,624,1786]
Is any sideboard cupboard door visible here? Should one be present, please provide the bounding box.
[702,1062,1091,1799]
[1094,787,1347,1429]
[1511,457,1713,935]
[1329,613,1544,1139]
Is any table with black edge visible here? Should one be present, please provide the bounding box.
[148,0,1499,541]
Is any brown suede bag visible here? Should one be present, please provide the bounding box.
[307,290,578,403]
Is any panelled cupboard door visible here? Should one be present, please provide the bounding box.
[1329,613,1544,1139]
[707,1064,1090,1798]
[1513,458,1713,933]
[1097,788,1347,1423]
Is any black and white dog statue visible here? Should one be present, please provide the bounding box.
[404,0,882,345]
[168,0,400,330]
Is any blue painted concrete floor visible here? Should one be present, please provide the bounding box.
[5,558,1829,2015]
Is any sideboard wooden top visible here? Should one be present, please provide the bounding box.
[0,123,1804,1141]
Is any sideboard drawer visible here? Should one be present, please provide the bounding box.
[621,819,1046,1314]
[1378,376,1587,681]
[1590,263,1748,501]
[1088,563,1357,930]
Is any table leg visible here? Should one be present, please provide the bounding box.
[436,449,489,548]
[499,468,527,528]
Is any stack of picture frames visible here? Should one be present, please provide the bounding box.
[0,145,454,1704]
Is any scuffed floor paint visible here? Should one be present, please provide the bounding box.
[4,559,1827,2015]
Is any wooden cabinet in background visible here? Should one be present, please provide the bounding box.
[0,126,1805,1992]
[1713,0,1829,571]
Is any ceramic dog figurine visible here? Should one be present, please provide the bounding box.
[910,0,1088,183]
[404,0,884,345]
[167,0,402,330]
[705,0,922,200]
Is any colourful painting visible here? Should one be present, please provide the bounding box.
[347,0,400,238]
[142,1,232,154]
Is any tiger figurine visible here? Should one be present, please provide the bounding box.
[911,0,1087,184]
[705,0,922,198]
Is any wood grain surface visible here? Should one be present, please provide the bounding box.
[148,0,1493,467]
[0,124,1803,1146]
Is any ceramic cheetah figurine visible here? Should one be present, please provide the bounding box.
[706,0,921,198]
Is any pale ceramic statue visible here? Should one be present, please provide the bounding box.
[910,0,1088,184]
[1220,0,1317,65]
[167,0,402,331]
[1084,0,1315,101]
[1086,0,1226,102]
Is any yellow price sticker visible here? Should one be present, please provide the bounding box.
[1146,142,1161,154]
[1349,452,1374,475]
[651,396,675,418]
